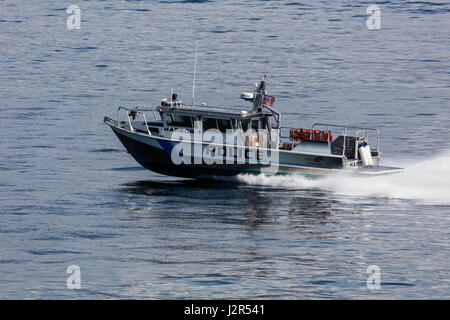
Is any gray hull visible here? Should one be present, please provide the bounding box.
[108,122,345,178]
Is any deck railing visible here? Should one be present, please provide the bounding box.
[117,106,152,136]
[280,123,380,157]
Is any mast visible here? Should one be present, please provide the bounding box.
[251,75,266,113]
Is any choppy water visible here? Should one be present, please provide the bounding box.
[1,0,449,299]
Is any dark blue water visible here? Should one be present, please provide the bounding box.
[1,0,449,299]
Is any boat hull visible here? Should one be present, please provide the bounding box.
[107,122,345,178]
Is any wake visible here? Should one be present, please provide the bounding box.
[234,152,450,205]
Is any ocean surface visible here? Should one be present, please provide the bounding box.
[1,0,449,299]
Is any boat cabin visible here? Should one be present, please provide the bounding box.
[127,101,279,150]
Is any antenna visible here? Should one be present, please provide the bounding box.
[192,40,199,107]
[264,58,270,77]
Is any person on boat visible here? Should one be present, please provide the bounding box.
[251,133,259,147]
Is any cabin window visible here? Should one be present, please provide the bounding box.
[171,115,193,127]
[251,119,259,132]
[259,118,267,130]
[217,119,232,133]
[164,114,193,128]
[241,119,249,132]
[202,118,218,131]
[162,113,173,125]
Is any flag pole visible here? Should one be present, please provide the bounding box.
[192,40,199,107]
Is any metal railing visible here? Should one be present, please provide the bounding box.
[280,123,380,156]
[117,106,152,136]
[134,105,162,122]
[311,123,380,158]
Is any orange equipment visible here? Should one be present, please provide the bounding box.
[289,128,334,142]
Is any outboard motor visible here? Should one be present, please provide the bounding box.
[358,141,374,166]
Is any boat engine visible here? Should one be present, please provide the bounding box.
[358,141,374,166]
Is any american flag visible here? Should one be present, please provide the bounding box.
[262,94,276,106]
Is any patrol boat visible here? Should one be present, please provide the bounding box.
[104,76,403,178]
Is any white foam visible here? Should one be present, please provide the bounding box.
[233,152,450,205]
